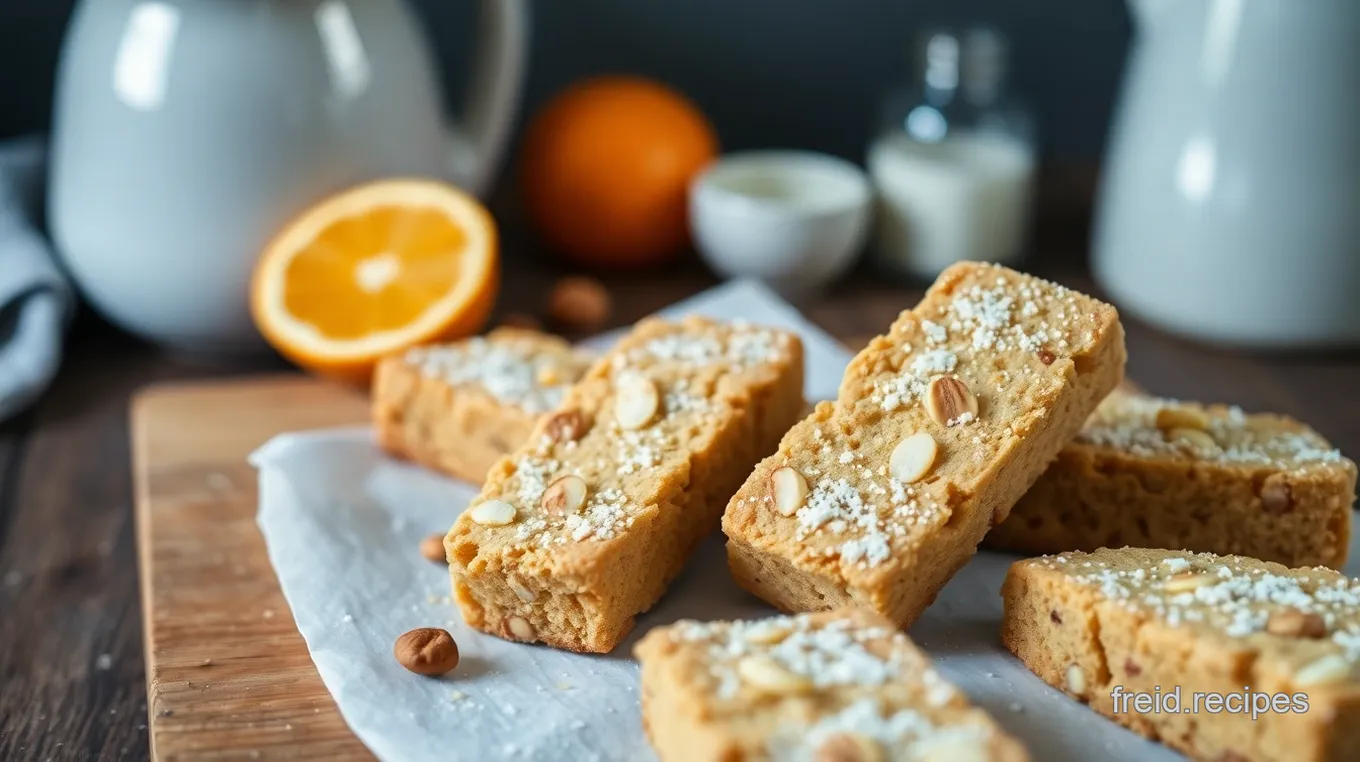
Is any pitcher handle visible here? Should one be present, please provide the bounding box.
[455,0,529,196]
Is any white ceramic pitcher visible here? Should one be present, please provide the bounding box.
[1093,0,1360,348]
[48,0,528,354]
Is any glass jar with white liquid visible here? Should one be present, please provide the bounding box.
[867,28,1037,280]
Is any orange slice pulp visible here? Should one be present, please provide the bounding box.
[251,179,498,383]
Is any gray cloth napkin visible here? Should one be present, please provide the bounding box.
[0,136,73,423]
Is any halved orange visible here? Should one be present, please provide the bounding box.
[251,179,498,383]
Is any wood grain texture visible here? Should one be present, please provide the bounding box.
[133,376,371,761]
[0,322,294,762]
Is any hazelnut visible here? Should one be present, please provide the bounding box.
[498,312,543,331]
[548,276,612,332]
[1261,481,1293,515]
[925,376,978,427]
[394,628,459,676]
[1266,607,1327,639]
[543,410,591,443]
[419,534,447,564]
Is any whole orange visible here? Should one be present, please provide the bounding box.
[520,76,718,269]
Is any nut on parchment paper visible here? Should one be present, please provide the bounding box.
[395,628,459,676]
[420,534,447,563]
[548,276,612,332]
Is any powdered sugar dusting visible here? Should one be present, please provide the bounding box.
[665,613,1001,759]
[404,338,582,414]
[869,273,1082,413]
[793,476,946,569]
[1077,392,1347,469]
[672,614,912,698]
[563,488,631,541]
[1039,549,1360,675]
[775,700,993,762]
[484,320,797,549]
[910,350,958,376]
[945,277,1075,355]
[620,324,790,371]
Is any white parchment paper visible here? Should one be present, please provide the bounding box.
[252,280,1360,762]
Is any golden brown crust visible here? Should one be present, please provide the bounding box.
[448,317,806,653]
[988,390,1357,568]
[722,262,1126,627]
[372,329,590,483]
[1002,548,1360,762]
[635,608,1030,762]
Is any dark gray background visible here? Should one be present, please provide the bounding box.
[0,0,1132,185]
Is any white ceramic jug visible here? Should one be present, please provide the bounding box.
[1093,0,1360,348]
[49,0,527,354]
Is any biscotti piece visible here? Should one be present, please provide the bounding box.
[1002,548,1360,762]
[987,390,1356,568]
[446,316,805,653]
[723,262,1126,627]
[635,608,1029,762]
[373,328,592,483]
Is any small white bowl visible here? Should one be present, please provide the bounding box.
[690,150,872,297]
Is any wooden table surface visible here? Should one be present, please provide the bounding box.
[2,252,1357,761]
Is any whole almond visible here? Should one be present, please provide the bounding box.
[543,410,591,443]
[548,276,612,333]
[770,467,810,517]
[1266,608,1327,639]
[394,627,459,676]
[925,376,978,427]
[541,475,588,515]
[509,580,537,603]
[419,533,447,563]
[1168,427,1219,453]
[1155,406,1210,432]
[1294,654,1353,686]
[506,615,537,641]
[889,432,938,483]
[614,372,659,430]
[736,655,812,695]
[470,500,517,526]
[1065,664,1087,695]
[1163,571,1214,593]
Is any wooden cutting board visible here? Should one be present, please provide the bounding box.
[128,333,875,759]
[130,336,1025,759]
[132,375,375,760]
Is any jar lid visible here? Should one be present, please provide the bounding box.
[916,26,1010,105]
